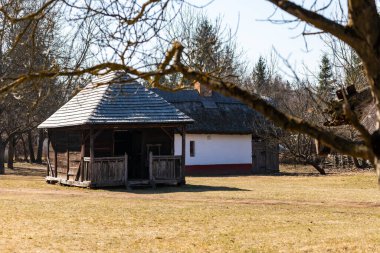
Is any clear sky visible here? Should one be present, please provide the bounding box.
[192,0,329,79]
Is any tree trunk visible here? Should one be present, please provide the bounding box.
[353,157,363,169]
[310,161,326,175]
[7,137,14,170]
[27,130,35,163]
[36,129,44,163]
[21,135,28,162]
[0,142,6,174]
[375,159,380,185]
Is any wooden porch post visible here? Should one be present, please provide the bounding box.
[80,131,85,182]
[149,151,155,188]
[54,132,57,178]
[46,130,49,177]
[66,132,70,180]
[89,128,94,183]
[265,142,269,173]
[181,125,186,184]
[124,153,128,188]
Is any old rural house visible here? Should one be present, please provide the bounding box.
[154,83,279,175]
[39,72,279,188]
[38,73,193,188]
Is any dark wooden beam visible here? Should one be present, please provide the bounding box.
[181,125,186,184]
[148,151,155,188]
[66,131,69,180]
[160,127,173,141]
[89,127,94,182]
[80,131,85,182]
[45,123,184,131]
[54,139,58,178]
[83,132,90,143]
[93,129,104,140]
[124,153,128,188]
[46,130,49,177]
[141,131,146,175]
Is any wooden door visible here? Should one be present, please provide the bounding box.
[252,140,267,174]
[252,140,279,174]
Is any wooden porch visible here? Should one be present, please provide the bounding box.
[45,126,186,188]
[46,153,183,188]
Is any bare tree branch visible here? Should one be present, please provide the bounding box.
[267,0,364,49]
[0,0,56,22]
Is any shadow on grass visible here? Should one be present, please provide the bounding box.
[257,172,325,177]
[5,165,46,177]
[104,183,250,194]
[189,172,325,177]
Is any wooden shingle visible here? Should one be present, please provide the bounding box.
[39,73,193,128]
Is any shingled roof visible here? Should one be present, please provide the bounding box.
[38,73,193,128]
[153,89,270,135]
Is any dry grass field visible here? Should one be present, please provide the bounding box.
[0,164,379,253]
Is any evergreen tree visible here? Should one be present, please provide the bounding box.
[159,12,242,87]
[252,56,269,94]
[191,19,222,73]
[317,54,334,99]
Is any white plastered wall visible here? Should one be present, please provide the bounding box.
[174,134,252,165]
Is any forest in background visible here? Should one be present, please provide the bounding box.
[0,0,377,178]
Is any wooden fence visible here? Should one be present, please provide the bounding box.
[82,155,128,187]
[149,153,181,181]
[47,153,183,187]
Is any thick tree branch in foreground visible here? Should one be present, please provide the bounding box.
[342,97,372,144]
[348,0,380,48]
[267,0,364,50]
[170,62,373,161]
[0,62,172,94]
[265,0,380,182]
[1,42,375,163]
[267,0,380,117]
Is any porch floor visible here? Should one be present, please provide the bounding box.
[46,176,91,188]
[45,177,182,189]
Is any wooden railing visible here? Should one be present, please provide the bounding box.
[82,155,128,187]
[82,157,90,181]
[149,153,181,181]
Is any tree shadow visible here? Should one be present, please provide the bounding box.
[104,183,250,194]
[188,173,252,178]
[256,172,325,177]
[5,165,46,177]
[189,172,325,177]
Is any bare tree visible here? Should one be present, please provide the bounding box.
[272,80,327,174]
[157,1,380,182]
[1,1,380,184]
[323,35,368,91]
[146,7,246,88]
[0,0,65,172]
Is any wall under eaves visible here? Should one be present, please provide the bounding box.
[174,133,252,175]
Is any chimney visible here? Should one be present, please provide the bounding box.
[194,81,212,97]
